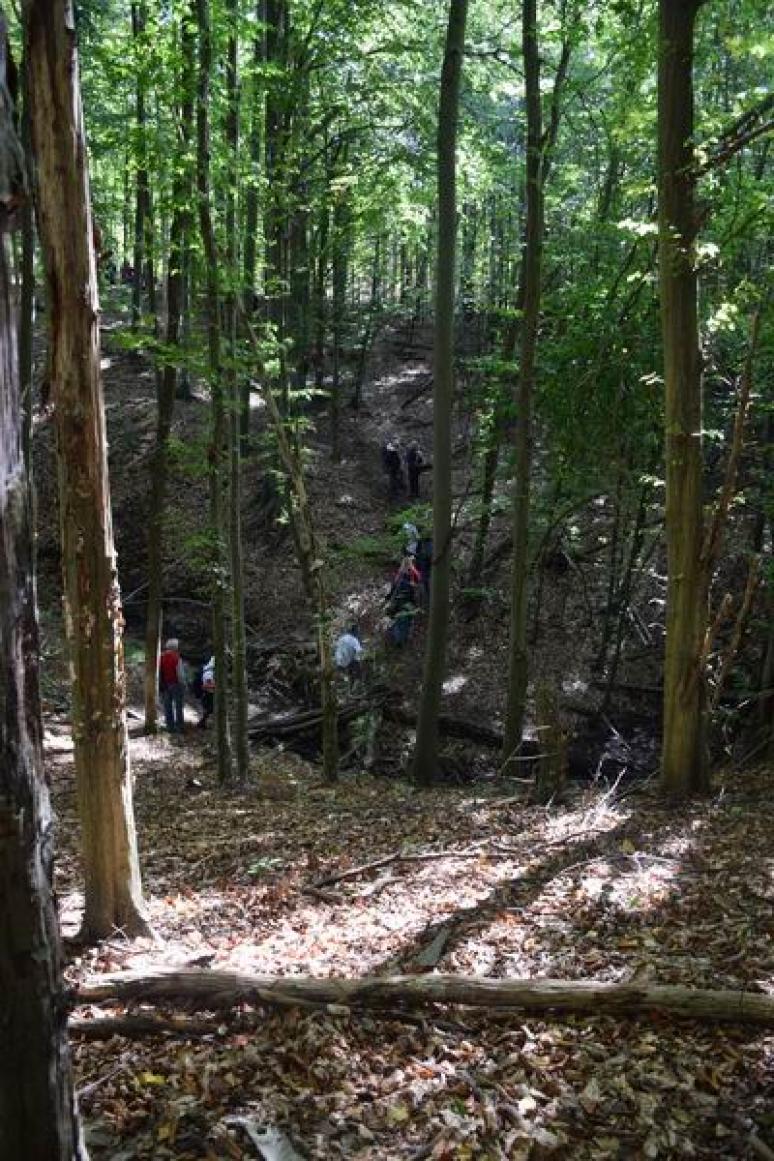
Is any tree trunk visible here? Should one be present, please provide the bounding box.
[412,0,467,786]
[18,52,34,473]
[225,0,249,782]
[330,180,349,463]
[240,310,339,780]
[239,0,264,450]
[195,0,233,783]
[25,0,149,940]
[78,968,774,1028]
[658,0,709,796]
[469,20,570,599]
[503,0,544,762]
[131,1,147,326]
[264,0,287,343]
[0,27,85,1151]
[143,15,195,732]
[312,194,329,392]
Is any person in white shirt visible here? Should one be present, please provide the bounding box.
[334,625,364,682]
[402,521,419,556]
[197,655,215,728]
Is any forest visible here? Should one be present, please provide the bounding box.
[0,0,772,1157]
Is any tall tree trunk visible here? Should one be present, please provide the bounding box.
[131,1,147,326]
[469,29,569,592]
[240,0,264,450]
[312,195,329,392]
[330,183,349,464]
[25,0,149,940]
[226,0,249,782]
[195,0,233,783]
[264,0,287,342]
[240,308,339,781]
[0,24,85,1152]
[18,51,34,473]
[503,0,544,762]
[412,0,468,786]
[658,0,709,796]
[143,15,195,732]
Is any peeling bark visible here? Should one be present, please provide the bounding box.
[25,0,148,939]
[0,18,84,1147]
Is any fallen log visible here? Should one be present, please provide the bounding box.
[383,703,505,748]
[75,969,774,1027]
[69,1014,219,1040]
[248,694,385,742]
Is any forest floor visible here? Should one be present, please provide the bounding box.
[51,720,774,1161]
[35,300,773,1157]
[32,298,668,769]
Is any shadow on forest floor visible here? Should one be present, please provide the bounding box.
[50,724,774,1160]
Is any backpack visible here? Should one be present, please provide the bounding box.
[394,571,415,605]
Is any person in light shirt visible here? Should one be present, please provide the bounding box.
[334,625,364,683]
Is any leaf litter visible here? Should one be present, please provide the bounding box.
[51,731,774,1159]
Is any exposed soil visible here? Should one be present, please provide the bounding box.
[33,299,671,778]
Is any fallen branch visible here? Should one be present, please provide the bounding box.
[70,1013,221,1040]
[749,1134,774,1161]
[248,692,387,742]
[75,969,774,1027]
[310,846,486,890]
[399,373,433,409]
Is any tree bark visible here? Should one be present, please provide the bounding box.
[77,968,774,1028]
[240,308,339,780]
[25,0,149,940]
[412,0,468,786]
[239,0,264,450]
[658,0,709,796]
[330,181,349,464]
[0,24,85,1152]
[17,52,34,473]
[143,15,195,732]
[130,1,147,327]
[225,0,250,782]
[195,0,233,783]
[503,0,543,761]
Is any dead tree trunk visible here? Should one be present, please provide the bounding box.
[0,23,85,1151]
[77,968,774,1028]
[25,0,149,939]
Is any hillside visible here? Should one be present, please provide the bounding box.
[32,303,671,782]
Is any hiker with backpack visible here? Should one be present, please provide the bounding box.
[402,520,420,557]
[415,535,433,607]
[334,625,364,684]
[159,638,186,733]
[388,555,421,646]
[381,437,405,501]
[195,655,215,729]
[405,442,430,500]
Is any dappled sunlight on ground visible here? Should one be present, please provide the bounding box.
[51,728,774,1159]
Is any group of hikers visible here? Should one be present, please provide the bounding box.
[381,436,430,501]
[387,521,432,646]
[156,433,433,733]
[158,638,215,734]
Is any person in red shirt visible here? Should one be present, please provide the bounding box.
[388,556,421,646]
[158,638,185,733]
